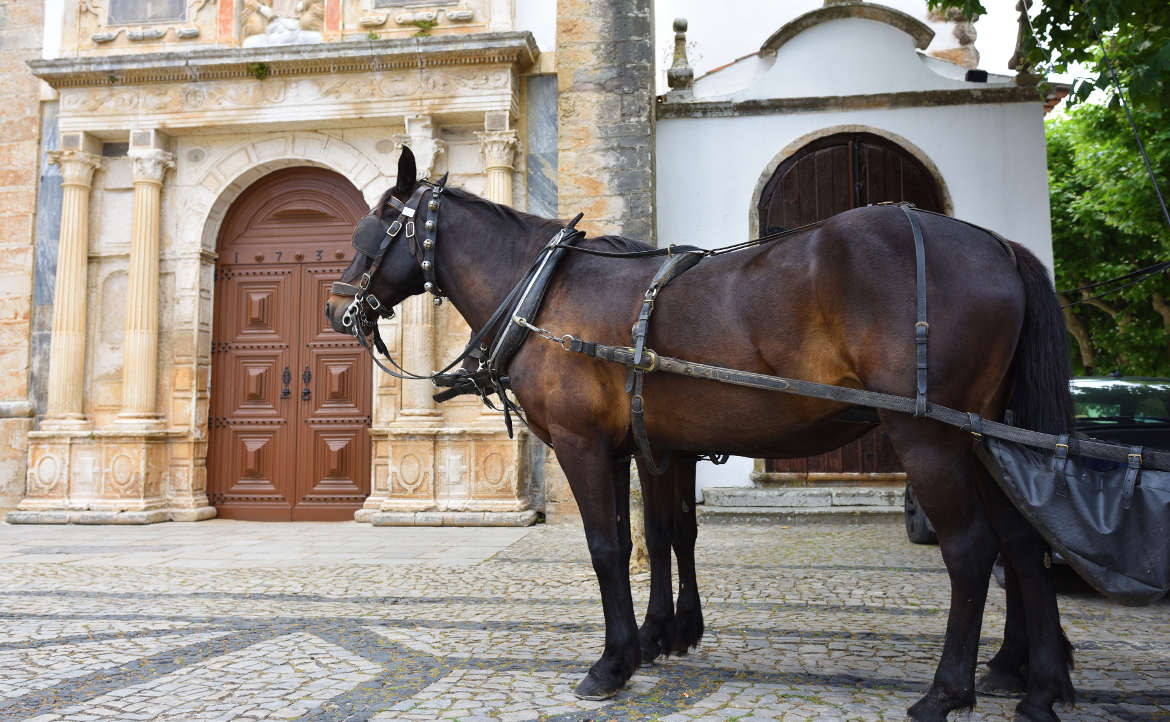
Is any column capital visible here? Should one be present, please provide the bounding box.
[130,148,176,185]
[475,130,518,171]
[394,115,446,179]
[47,150,103,189]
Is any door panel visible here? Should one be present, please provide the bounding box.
[758,133,944,476]
[209,167,372,520]
[209,266,296,519]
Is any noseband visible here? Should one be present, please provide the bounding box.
[331,180,446,337]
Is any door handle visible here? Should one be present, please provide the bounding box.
[281,366,291,399]
[301,365,312,400]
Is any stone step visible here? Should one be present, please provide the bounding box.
[692,486,903,521]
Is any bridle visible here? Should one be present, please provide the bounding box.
[331,179,446,340]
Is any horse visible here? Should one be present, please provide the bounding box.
[325,146,1077,722]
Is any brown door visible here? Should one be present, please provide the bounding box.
[758,133,944,476]
[209,167,372,520]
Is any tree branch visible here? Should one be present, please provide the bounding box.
[1058,293,1094,371]
[1151,292,1170,362]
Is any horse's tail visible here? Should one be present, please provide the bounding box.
[1006,242,1075,435]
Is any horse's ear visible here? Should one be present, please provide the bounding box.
[436,172,449,186]
[394,146,416,196]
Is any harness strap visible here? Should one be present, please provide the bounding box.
[545,334,1170,472]
[625,250,706,473]
[901,206,930,417]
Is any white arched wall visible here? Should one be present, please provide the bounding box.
[657,101,1054,494]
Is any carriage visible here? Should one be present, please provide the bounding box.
[325,146,1170,722]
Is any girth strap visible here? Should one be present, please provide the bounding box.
[626,250,706,474]
[901,205,930,417]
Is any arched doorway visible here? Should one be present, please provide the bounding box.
[208,167,373,520]
[758,132,945,478]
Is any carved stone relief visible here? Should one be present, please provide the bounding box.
[241,0,325,47]
[58,66,513,129]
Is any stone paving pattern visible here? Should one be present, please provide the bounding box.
[0,518,1167,720]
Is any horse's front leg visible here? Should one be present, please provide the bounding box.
[553,430,640,699]
[669,457,704,655]
[635,458,678,664]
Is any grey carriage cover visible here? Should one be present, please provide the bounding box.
[976,438,1170,605]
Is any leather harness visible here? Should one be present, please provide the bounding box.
[335,188,1167,477]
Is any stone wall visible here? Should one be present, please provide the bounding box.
[0,0,44,509]
[548,0,656,520]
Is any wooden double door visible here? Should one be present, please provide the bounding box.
[209,168,373,520]
[758,132,944,477]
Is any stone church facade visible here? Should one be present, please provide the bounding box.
[1,0,645,524]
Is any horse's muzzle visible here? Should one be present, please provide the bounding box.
[325,296,349,335]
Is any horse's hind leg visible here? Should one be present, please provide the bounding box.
[981,558,1030,696]
[636,458,677,664]
[636,456,703,663]
[976,480,1075,721]
[669,458,703,655]
[883,417,1000,722]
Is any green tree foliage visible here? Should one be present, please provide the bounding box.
[928,1,1170,112]
[930,1,1170,373]
[1047,103,1170,375]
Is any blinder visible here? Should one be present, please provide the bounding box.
[330,182,440,334]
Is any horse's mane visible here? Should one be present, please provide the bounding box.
[380,184,654,252]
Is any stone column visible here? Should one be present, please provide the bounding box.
[392,117,445,427]
[42,141,102,430]
[472,123,518,426]
[116,146,174,427]
[397,293,441,424]
[476,129,518,207]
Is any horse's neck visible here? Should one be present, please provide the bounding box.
[438,195,559,333]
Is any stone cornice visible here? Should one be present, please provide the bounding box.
[28,32,539,89]
[656,85,1044,119]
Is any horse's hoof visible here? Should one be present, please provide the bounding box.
[978,668,1027,697]
[573,673,621,701]
[1014,701,1060,722]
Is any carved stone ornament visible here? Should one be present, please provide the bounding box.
[241,0,324,47]
[475,130,518,171]
[47,150,103,188]
[130,148,176,184]
[394,115,447,178]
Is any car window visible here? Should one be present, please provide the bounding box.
[1071,380,1170,422]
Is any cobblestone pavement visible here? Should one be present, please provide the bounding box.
[0,517,1167,721]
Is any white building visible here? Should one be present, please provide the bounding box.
[653,1,1057,492]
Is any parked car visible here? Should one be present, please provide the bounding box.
[905,376,1170,548]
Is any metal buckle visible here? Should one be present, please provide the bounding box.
[358,272,372,291]
[401,205,416,218]
[388,219,403,237]
[1055,442,1069,452]
[1128,452,1143,466]
[366,294,382,311]
[634,349,657,372]
[406,221,415,238]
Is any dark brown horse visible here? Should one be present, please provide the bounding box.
[325,147,1076,721]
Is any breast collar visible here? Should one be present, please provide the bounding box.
[331,180,445,335]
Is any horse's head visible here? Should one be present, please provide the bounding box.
[325,146,430,335]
